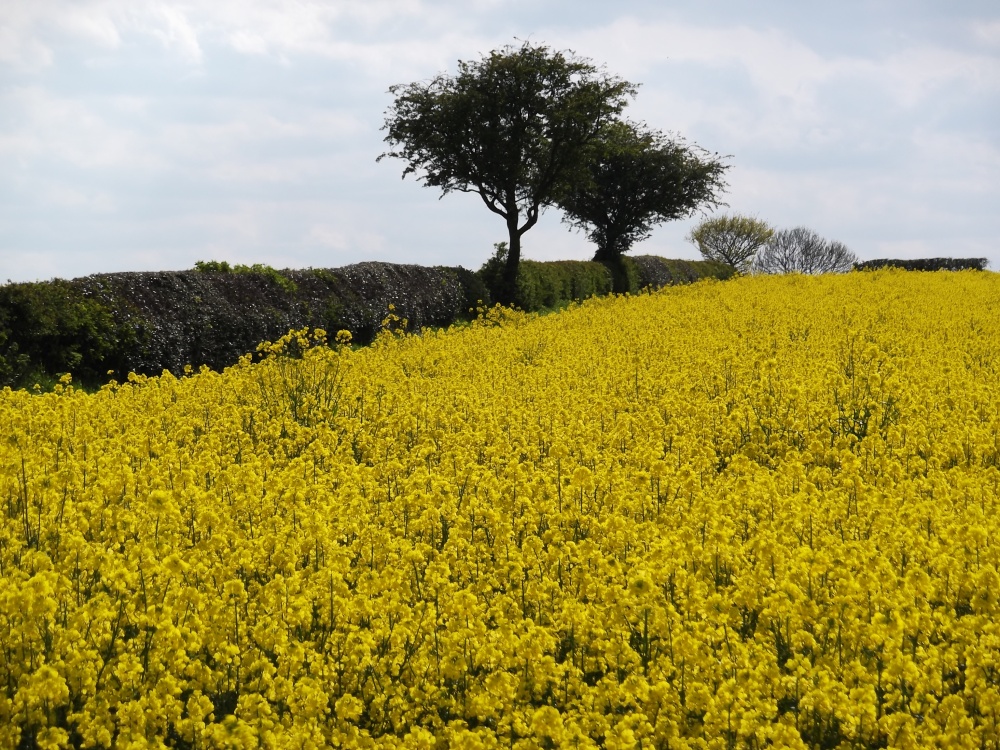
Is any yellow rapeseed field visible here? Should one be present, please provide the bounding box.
[1,270,999,749]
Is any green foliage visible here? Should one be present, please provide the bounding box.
[2,256,735,391]
[557,120,729,276]
[193,260,233,273]
[609,257,642,295]
[0,280,125,389]
[515,260,613,311]
[479,241,611,310]
[379,40,637,305]
[687,214,775,273]
[309,268,340,285]
[854,257,988,272]
[194,260,298,293]
[477,242,511,302]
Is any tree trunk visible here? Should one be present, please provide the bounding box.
[499,215,522,307]
[593,240,631,294]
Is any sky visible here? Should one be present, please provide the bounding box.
[1,0,998,284]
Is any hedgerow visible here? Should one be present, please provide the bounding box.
[0,256,732,390]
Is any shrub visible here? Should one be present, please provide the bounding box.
[1,254,734,391]
[754,227,858,275]
[687,215,774,272]
[515,260,613,310]
[0,280,127,388]
[480,244,736,309]
[194,260,298,293]
[480,242,613,311]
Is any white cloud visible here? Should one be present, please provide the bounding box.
[188,205,266,243]
[306,224,387,256]
[0,16,54,68]
[0,0,491,72]
[0,248,64,284]
[908,130,1000,190]
[556,17,1000,111]
[1,2,998,281]
[554,18,828,100]
[0,87,165,170]
[132,2,203,63]
[874,46,1000,106]
[974,19,1000,45]
[1,0,125,69]
[1,81,374,192]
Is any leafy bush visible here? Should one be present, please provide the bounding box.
[194,260,298,293]
[0,280,129,388]
[515,260,613,310]
[480,242,614,310]
[1,254,733,391]
[687,215,774,272]
[438,265,492,316]
[480,244,735,310]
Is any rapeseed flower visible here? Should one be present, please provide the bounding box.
[0,270,998,747]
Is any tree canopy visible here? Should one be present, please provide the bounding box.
[556,120,728,284]
[379,41,636,304]
[687,214,774,273]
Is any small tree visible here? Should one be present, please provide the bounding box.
[555,120,729,291]
[379,41,636,305]
[687,215,774,272]
[753,227,858,274]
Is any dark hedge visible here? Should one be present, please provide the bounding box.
[0,263,485,389]
[627,256,737,288]
[853,258,988,272]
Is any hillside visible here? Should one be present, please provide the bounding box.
[1,270,998,747]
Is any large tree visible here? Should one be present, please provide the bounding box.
[556,120,729,289]
[379,41,636,304]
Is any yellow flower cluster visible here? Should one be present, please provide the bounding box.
[1,269,999,749]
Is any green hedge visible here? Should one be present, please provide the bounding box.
[477,244,734,311]
[514,260,614,310]
[0,280,134,388]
